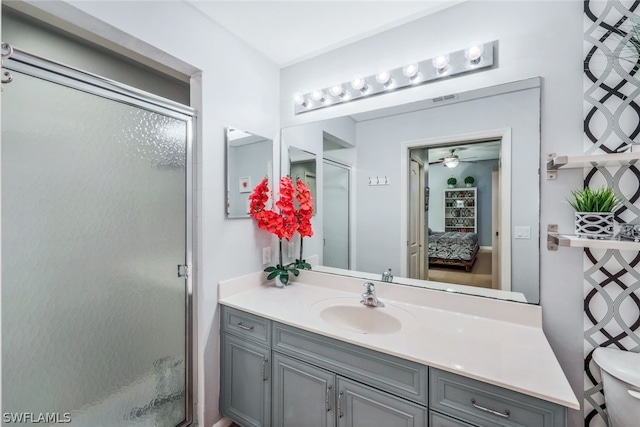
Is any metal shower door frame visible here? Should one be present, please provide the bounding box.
[2,46,196,427]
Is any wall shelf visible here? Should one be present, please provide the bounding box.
[546,152,640,179]
[547,225,640,251]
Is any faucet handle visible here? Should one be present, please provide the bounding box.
[363,282,375,292]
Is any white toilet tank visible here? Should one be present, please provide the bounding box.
[593,347,640,427]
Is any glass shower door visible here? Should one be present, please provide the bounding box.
[2,59,192,426]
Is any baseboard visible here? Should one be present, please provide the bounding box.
[479,246,492,251]
[212,417,233,427]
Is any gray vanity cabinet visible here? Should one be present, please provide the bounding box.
[272,352,336,427]
[272,352,426,427]
[220,306,567,427]
[220,307,272,427]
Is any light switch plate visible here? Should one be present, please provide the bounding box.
[515,226,531,239]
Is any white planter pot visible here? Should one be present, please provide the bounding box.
[465,183,473,187]
[575,212,614,239]
[447,184,455,188]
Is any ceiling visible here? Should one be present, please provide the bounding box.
[188,1,464,66]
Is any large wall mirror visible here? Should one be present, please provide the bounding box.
[281,78,541,304]
[226,127,273,218]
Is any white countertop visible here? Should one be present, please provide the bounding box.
[219,270,579,410]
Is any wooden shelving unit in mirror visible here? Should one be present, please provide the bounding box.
[443,188,476,233]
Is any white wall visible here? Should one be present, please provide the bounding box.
[281,2,585,426]
[14,2,281,426]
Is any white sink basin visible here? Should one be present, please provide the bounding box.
[311,298,415,335]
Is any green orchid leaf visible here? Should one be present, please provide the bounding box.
[267,271,279,281]
[280,272,289,285]
[290,268,300,276]
[264,266,277,272]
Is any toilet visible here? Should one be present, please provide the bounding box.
[593,347,640,427]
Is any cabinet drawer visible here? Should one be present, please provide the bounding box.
[273,322,428,405]
[221,305,271,345]
[430,368,566,427]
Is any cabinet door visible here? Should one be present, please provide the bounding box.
[337,377,426,427]
[430,411,477,427]
[272,352,336,427]
[220,333,271,427]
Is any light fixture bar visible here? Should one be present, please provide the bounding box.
[293,41,495,114]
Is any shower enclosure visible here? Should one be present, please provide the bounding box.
[2,48,194,426]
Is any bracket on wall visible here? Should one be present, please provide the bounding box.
[546,153,558,180]
[547,224,559,251]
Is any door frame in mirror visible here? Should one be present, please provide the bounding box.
[399,128,512,291]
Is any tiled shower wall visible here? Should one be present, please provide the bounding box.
[584,1,640,426]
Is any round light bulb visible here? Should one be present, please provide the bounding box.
[351,75,368,92]
[375,70,391,86]
[329,84,345,97]
[310,89,325,102]
[432,54,450,70]
[465,42,484,62]
[444,158,459,168]
[402,62,419,79]
[293,93,307,106]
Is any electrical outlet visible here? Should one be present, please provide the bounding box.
[262,247,271,264]
[287,242,295,258]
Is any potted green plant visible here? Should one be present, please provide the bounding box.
[567,187,619,239]
[464,176,475,187]
[447,177,457,188]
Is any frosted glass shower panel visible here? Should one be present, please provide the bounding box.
[2,70,188,426]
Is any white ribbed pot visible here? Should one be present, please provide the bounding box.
[575,212,614,239]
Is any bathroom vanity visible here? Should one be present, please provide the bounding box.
[218,271,579,427]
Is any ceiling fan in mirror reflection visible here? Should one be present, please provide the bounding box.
[429,148,477,168]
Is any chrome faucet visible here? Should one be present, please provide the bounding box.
[381,268,393,282]
[361,282,385,307]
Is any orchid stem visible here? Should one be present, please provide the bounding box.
[299,237,304,263]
